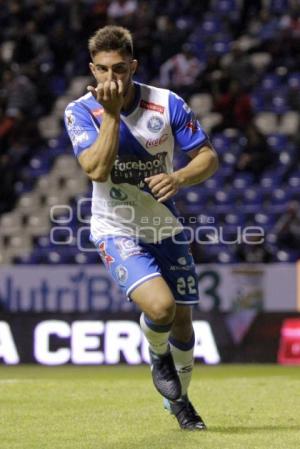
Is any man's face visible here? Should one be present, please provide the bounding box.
[89,51,137,96]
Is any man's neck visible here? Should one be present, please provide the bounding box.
[122,82,136,112]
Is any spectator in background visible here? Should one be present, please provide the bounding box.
[212,80,253,132]
[153,16,187,67]
[0,65,40,213]
[235,123,273,180]
[273,201,300,251]
[159,44,203,97]
[0,66,39,150]
[107,0,137,26]
[227,43,256,89]
[236,234,273,263]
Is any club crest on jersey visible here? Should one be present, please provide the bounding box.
[115,264,128,285]
[147,115,164,133]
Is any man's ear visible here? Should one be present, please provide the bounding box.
[131,59,138,76]
[89,62,96,79]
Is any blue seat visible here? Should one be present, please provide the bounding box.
[251,90,267,112]
[288,171,300,188]
[262,187,290,205]
[253,213,276,227]
[216,0,237,13]
[224,213,245,226]
[201,17,222,36]
[270,89,289,114]
[211,133,231,155]
[288,72,300,89]
[261,74,281,91]
[214,189,236,206]
[260,172,282,188]
[267,133,288,153]
[242,188,263,205]
[212,38,231,55]
[270,0,289,14]
[274,250,300,263]
[233,174,254,189]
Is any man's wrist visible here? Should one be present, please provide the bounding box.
[172,171,186,188]
[103,109,121,121]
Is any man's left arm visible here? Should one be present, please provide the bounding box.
[145,144,218,203]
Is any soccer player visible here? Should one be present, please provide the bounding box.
[64,25,218,430]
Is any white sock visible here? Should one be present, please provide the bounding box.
[169,333,195,397]
[140,313,172,355]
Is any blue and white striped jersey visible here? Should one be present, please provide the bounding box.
[64,82,208,243]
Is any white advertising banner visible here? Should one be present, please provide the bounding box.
[0,264,298,313]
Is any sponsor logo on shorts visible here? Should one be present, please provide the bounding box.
[147,115,164,133]
[115,237,144,260]
[140,100,165,114]
[115,265,128,285]
[170,259,193,271]
[98,241,115,269]
[145,133,168,149]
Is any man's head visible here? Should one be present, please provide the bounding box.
[88,26,137,95]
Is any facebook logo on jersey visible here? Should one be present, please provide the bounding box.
[111,152,167,186]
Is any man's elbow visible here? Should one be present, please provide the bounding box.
[209,149,219,176]
[88,170,109,182]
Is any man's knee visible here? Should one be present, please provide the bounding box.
[147,298,176,324]
[131,276,176,324]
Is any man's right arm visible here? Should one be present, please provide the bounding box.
[78,111,120,182]
[64,80,123,183]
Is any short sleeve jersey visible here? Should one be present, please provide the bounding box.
[64,82,208,243]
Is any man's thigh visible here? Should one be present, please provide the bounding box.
[93,235,162,298]
[147,232,199,305]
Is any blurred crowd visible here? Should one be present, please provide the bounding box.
[0,0,300,262]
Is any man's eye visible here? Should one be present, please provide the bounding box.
[115,66,127,73]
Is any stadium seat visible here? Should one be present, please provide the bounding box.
[279,111,300,136]
[224,212,245,226]
[249,52,272,72]
[287,72,300,89]
[200,112,222,132]
[251,90,267,112]
[261,74,281,91]
[242,188,263,205]
[266,133,288,153]
[288,171,300,188]
[189,93,213,118]
[219,0,237,13]
[254,112,277,135]
[253,213,276,227]
[233,174,254,189]
[201,16,222,36]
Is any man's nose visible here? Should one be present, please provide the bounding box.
[107,69,116,82]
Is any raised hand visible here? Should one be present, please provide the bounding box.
[87,80,124,116]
